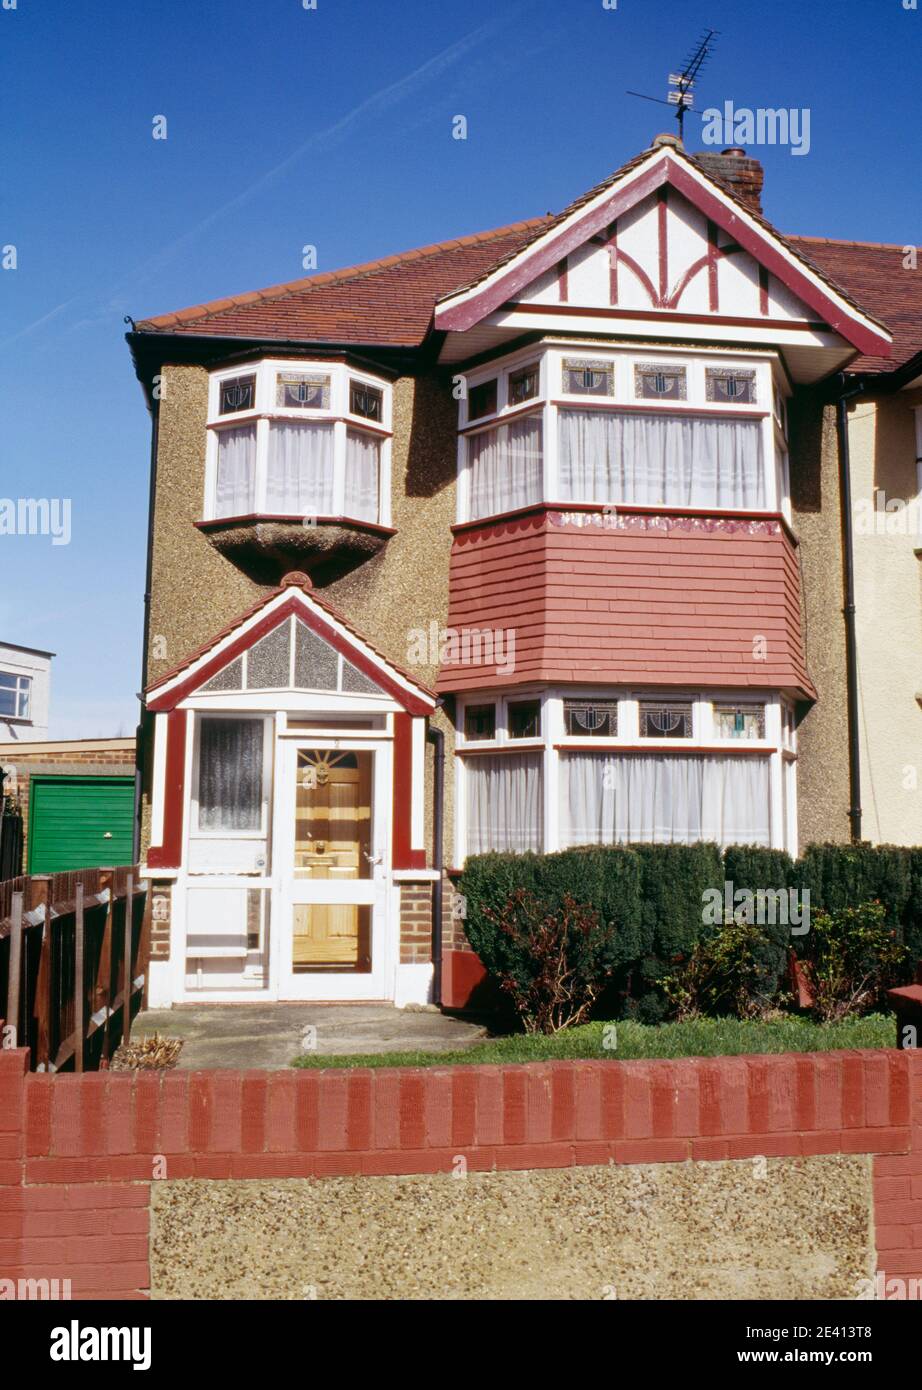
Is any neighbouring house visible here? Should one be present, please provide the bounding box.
[0,641,52,742]
[125,134,921,1011]
[0,738,137,873]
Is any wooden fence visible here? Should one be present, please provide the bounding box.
[0,866,150,1071]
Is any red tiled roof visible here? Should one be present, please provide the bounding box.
[436,510,815,699]
[133,148,920,374]
[134,219,551,346]
[787,236,922,373]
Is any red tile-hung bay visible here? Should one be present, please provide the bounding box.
[437,507,816,698]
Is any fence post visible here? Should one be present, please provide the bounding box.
[27,875,52,1070]
[5,892,23,1050]
[123,872,134,1048]
[94,868,114,1061]
[74,883,84,1074]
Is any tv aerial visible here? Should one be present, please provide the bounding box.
[626,29,719,142]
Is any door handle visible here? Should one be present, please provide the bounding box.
[364,852,383,866]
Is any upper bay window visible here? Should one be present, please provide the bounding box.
[459,347,784,522]
[206,360,392,526]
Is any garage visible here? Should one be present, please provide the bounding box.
[28,775,135,873]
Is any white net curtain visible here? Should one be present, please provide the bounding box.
[561,752,771,848]
[465,753,544,854]
[344,430,381,521]
[557,410,765,509]
[468,416,543,519]
[267,422,335,515]
[215,425,257,518]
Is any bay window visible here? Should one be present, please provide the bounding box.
[459,346,785,522]
[205,360,391,525]
[457,689,794,861]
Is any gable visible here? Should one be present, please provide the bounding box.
[145,577,435,715]
[433,148,892,361]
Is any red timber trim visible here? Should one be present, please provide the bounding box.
[195,515,397,537]
[606,221,618,305]
[393,712,426,870]
[552,743,774,756]
[759,266,770,316]
[707,220,720,312]
[450,500,800,546]
[657,187,669,304]
[556,257,568,303]
[437,153,891,357]
[147,709,187,870]
[146,592,433,716]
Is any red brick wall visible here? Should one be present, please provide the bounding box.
[399,883,432,964]
[2,1040,920,1300]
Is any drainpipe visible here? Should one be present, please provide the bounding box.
[427,722,445,1006]
[834,373,866,843]
[133,393,161,863]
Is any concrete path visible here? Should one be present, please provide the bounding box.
[131,1004,486,1069]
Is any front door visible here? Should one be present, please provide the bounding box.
[274,741,390,999]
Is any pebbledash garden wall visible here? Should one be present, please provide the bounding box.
[2,1040,921,1300]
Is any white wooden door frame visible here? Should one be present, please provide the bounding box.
[270,735,393,1000]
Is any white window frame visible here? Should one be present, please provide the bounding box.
[204,359,393,527]
[455,686,792,864]
[0,670,32,721]
[457,343,784,524]
[189,712,274,841]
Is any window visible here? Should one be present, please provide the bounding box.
[564,698,618,738]
[219,374,256,416]
[207,361,391,524]
[557,411,764,510]
[349,380,383,422]
[197,718,264,831]
[640,700,693,739]
[468,379,498,421]
[0,672,31,720]
[561,753,770,848]
[563,359,614,397]
[707,369,756,404]
[508,700,541,739]
[714,703,766,740]
[276,371,330,410]
[215,424,257,517]
[465,753,543,854]
[468,415,542,520]
[464,704,496,741]
[508,363,539,407]
[635,364,687,401]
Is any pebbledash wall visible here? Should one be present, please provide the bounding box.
[2,1041,921,1300]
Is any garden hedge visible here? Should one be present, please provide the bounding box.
[459,842,922,1019]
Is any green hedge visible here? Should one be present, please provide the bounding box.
[459,841,922,1019]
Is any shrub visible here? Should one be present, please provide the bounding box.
[658,916,789,1022]
[798,900,907,1022]
[480,889,618,1033]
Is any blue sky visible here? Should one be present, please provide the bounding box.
[1,0,919,738]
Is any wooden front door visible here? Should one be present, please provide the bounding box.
[276,742,389,999]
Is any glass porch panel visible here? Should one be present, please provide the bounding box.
[294,750,372,879]
[292,903,371,972]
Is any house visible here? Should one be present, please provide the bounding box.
[0,641,52,742]
[125,134,921,1011]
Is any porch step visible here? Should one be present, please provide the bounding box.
[131,1004,487,1069]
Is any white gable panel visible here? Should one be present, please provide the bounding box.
[520,263,558,304]
[567,239,607,305]
[615,195,659,309]
[718,248,762,317]
[766,273,816,322]
[667,196,710,313]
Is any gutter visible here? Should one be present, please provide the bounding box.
[833,371,867,843]
[133,394,161,863]
[427,720,445,1006]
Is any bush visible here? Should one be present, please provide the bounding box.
[480,889,618,1033]
[658,916,789,1022]
[799,900,907,1022]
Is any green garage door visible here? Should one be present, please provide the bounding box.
[28,776,135,873]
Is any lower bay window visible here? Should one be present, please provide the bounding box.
[457,690,796,861]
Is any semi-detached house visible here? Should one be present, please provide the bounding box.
[126,135,922,1011]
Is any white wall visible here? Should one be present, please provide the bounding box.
[0,643,52,742]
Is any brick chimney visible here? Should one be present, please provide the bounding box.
[693,147,764,215]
